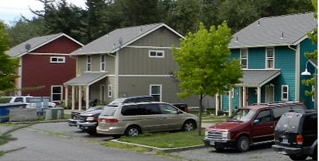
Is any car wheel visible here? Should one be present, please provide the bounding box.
[289,154,308,160]
[182,120,196,131]
[87,130,97,135]
[313,147,317,160]
[215,148,225,152]
[237,136,250,152]
[125,126,141,136]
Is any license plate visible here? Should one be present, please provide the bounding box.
[282,138,288,144]
[210,141,215,146]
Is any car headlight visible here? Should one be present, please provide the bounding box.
[86,117,95,121]
[221,131,230,140]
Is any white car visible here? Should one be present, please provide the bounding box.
[0,96,56,108]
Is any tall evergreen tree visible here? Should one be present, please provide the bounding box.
[0,22,20,96]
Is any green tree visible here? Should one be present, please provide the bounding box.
[172,22,242,135]
[302,0,317,101]
[0,22,20,96]
[167,0,200,35]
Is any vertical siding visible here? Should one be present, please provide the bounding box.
[77,54,115,74]
[21,37,79,98]
[118,76,198,107]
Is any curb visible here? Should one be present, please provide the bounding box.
[111,139,206,153]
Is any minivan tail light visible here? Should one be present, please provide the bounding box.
[98,118,118,123]
[296,135,303,145]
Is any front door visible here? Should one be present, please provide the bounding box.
[265,85,274,103]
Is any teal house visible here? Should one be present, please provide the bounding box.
[219,12,317,114]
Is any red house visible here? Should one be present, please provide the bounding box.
[6,33,83,103]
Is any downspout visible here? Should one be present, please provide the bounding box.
[288,45,300,102]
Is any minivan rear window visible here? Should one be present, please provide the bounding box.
[100,107,117,116]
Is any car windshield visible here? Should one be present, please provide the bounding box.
[107,98,125,107]
[228,109,256,122]
[100,107,117,116]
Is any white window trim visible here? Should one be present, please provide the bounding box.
[149,50,165,58]
[240,48,248,69]
[50,56,65,63]
[51,85,63,102]
[87,55,91,71]
[100,55,105,71]
[266,47,275,69]
[150,84,162,101]
[108,85,112,97]
[281,85,289,101]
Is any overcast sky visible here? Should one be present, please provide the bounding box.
[0,0,86,25]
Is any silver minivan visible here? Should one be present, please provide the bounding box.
[96,102,198,137]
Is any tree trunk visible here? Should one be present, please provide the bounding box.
[198,93,203,136]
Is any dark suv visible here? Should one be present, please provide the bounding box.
[203,102,307,152]
[272,110,317,160]
[76,96,155,135]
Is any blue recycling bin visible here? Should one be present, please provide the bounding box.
[0,103,27,122]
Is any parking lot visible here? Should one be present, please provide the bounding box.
[1,121,308,161]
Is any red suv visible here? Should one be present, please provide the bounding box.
[203,102,307,152]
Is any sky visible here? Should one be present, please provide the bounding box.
[0,0,86,25]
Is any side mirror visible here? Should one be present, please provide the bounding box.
[253,119,259,124]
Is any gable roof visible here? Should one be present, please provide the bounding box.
[229,12,317,49]
[71,23,184,55]
[237,69,281,87]
[64,72,108,86]
[6,33,84,57]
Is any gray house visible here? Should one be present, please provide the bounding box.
[64,23,200,110]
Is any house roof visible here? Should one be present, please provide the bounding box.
[71,23,184,55]
[237,69,281,87]
[6,33,84,57]
[64,72,108,86]
[229,12,317,49]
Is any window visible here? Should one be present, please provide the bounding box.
[51,85,63,102]
[281,85,289,101]
[149,50,164,58]
[240,48,248,68]
[108,85,112,97]
[87,55,91,71]
[266,47,274,69]
[256,110,272,123]
[50,57,65,63]
[100,55,105,71]
[150,84,162,101]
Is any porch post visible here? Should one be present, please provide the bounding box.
[242,87,246,106]
[228,90,232,116]
[257,87,261,104]
[85,85,89,109]
[65,85,68,109]
[215,94,219,116]
[78,86,82,111]
[71,86,75,110]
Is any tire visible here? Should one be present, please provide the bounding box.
[87,129,97,135]
[215,147,225,152]
[125,126,141,136]
[237,136,250,152]
[182,120,196,131]
[289,154,308,160]
[313,147,317,160]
